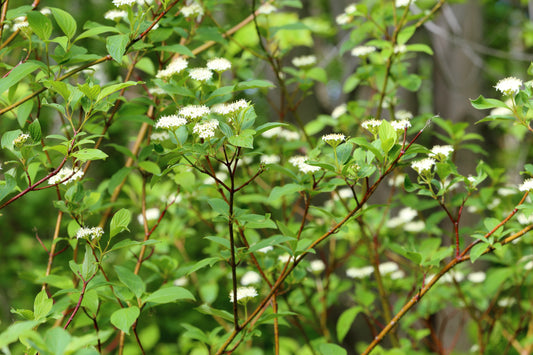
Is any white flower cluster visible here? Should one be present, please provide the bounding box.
[207,57,232,72]
[261,127,300,141]
[292,55,317,68]
[322,133,345,145]
[49,167,84,185]
[150,132,170,141]
[12,17,29,31]
[260,155,280,165]
[113,0,136,7]
[467,271,486,283]
[429,145,454,159]
[519,178,533,192]
[308,259,326,274]
[189,68,213,81]
[156,58,188,79]
[391,119,411,131]
[336,4,357,25]
[289,156,320,174]
[137,208,160,225]
[13,133,30,147]
[257,3,277,15]
[351,46,376,57]
[181,2,204,18]
[386,207,417,228]
[361,119,383,131]
[411,158,435,174]
[211,99,249,116]
[76,226,104,240]
[229,286,258,303]
[241,271,261,286]
[154,114,187,130]
[331,104,347,119]
[495,77,522,96]
[396,0,415,7]
[396,110,413,120]
[104,10,127,21]
[193,119,219,139]
[346,265,373,279]
[179,105,210,119]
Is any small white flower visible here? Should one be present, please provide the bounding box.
[193,119,219,139]
[13,133,30,147]
[517,213,533,225]
[154,115,188,129]
[211,100,249,116]
[440,270,464,283]
[257,3,277,14]
[76,226,104,240]
[203,171,228,185]
[345,4,357,14]
[497,297,515,307]
[336,13,351,25]
[404,221,425,232]
[497,187,516,196]
[49,167,84,185]
[391,119,411,131]
[396,110,413,120]
[390,270,405,280]
[394,44,407,54]
[181,2,204,18]
[388,174,405,187]
[524,261,533,270]
[467,271,486,283]
[104,10,127,21]
[346,266,374,279]
[12,17,29,31]
[137,208,160,225]
[207,58,232,72]
[229,286,258,303]
[411,158,436,174]
[148,87,166,96]
[351,46,376,57]
[378,262,399,275]
[322,133,345,144]
[257,246,273,253]
[361,119,383,131]
[386,207,417,228]
[260,155,280,165]
[429,145,454,159]
[308,260,326,274]
[40,8,52,15]
[292,55,317,68]
[156,58,188,79]
[189,68,213,81]
[396,0,414,7]
[495,77,522,96]
[113,0,136,6]
[241,271,261,285]
[278,254,294,263]
[279,129,300,141]
[179,105,210,119]
[173,277,188,286]
[519,178,533,192]
[331,104,347,119]
[334,187,354,201]
[289,155,320,174]
[467,176,477,184]
[150,132,169,141]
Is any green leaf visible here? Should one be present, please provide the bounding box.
[351,137,382,161]
[204,236,230,249]
[208,198,229,216]
[0,62,40,94]
[228,129,255,148]
[337,306,361,342]
[45,327,71,355]
[110,306,139,335]
[110,208,131,238]
[81,245,98,280]
[318,343,347,355]
[106,34,130,63]
[97,81,138,102]
[71,148,108,162]
[406,43,434,55]
[34,288,53,321]
[28,119,42,141]
[306,67,327,83]
[397,25,416,45]
[470,243,488,263]
[108,239,158,253]
[16,99,33,128]
[195,304,233,322]
[0,321,39,348]
[268,184,303,202]
[114,265,145,299]
[27,12,52,40]
[143,286,195,304]
[255,122,289,136]
[471,95,509,110]
[138,161,161,175]
[50,7,77,39]
[75,25,121,42]
[235,80,275,91]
